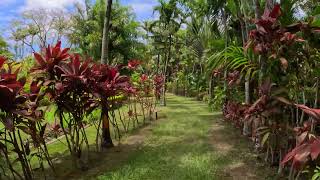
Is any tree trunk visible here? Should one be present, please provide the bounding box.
[222,5,228,92]
[100,0,113,64]
[100,0,113,149]
[101,109,114,148]
[162,35,172,106]
[209,74,214,100]
[236,0,252,136]
[254,0,261,18]
[156,53,160,74]
[265,0,274,12]
[234,0,246,45]
[240,0,250,104]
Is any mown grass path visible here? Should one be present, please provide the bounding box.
[77,94,273,180]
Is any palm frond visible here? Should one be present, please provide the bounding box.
[206,46,259,79]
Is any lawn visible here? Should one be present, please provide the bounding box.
[2,94,275,180]
[48,94,273,180]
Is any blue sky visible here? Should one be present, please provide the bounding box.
[120,0,158,21]
[0,0,158,40]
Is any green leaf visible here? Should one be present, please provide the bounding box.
[262,132,270,146]
[312,15,320,27]
[312,173,320,180]
[312,6,320,16]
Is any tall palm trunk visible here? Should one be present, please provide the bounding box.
[235,0,251,104]
[222,5,229,93]
[100,0,113,64]
[162,34,172,106]
[100,0,113,149]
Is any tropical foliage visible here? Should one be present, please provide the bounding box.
[1,0,320,179]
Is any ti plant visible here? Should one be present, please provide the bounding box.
[0,57,53,179]
[89,63,131,149]
[222,3,320,179]
[32,43,93,169]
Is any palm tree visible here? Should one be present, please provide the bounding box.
[101,0,113,148]
[152,0,184,106]
[101,0,113,64]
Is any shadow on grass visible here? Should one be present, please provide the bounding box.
[34,94,275,180]
[34,119,167,179]
[33,143,139,180]
[94,131,270,180]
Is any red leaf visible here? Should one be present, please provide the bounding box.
[311,139,320,160]
[30,81,41,94]
[56,41,62,49]
[292,150,310,169]
[60,54,70,61]
[61,48,70,55]
[297,131,308,145]
[46,45,52,60]
[55,82,64,92]
[281,143,309,166]
[140,74,148,82]
[34,53,45,66]
[72,54,81,75]
[0,56,6,68]
[52,41,62,58]
[294,104,320,120]
[52,46,60,58]
[128,59,141,69]
[270,4,281,18]
[110,68,118,79]
[80,59,90,75]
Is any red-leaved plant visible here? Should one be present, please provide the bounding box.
[32,42,96,169]
[0,57,53,179]
[89,64,130,148]
[277,99,320,174]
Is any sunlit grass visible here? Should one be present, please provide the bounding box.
[96,94,274,180]
[4,94,275,179]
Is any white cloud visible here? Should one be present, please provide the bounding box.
[22,0,83,11]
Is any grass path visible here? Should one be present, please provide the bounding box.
[67,94,273,180]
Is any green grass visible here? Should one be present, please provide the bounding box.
[4,94,275,179]
[1,99,147,179]
[93,94,274,180]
